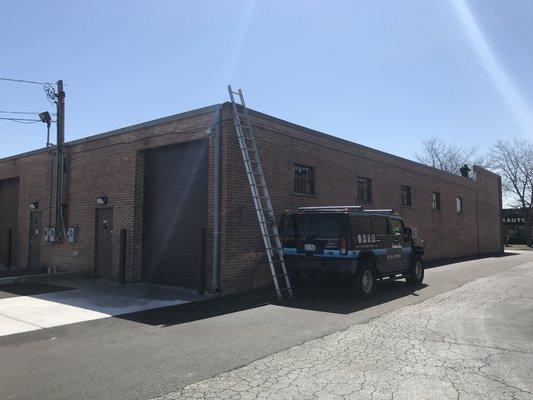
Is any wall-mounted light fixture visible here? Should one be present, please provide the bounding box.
[96,196,108,205]
[29,201,39,209]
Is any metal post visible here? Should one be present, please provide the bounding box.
[7,228,12,269]
[199,227,207,295]
[55,80,66,239]
[119,229,127,283]
[212,105,221,293]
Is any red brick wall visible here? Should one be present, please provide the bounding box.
[0,109,217,285]
[217,103,503,293]
[0,103,503,295]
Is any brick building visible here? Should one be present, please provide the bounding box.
[0,103,503,293]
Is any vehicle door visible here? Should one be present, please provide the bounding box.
[371,215,393,273]
[349,214,376,261]
[388,217,409,271]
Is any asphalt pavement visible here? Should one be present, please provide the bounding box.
[0,250,532,400]
[154,257,533,399]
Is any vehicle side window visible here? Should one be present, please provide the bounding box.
[373,217,389,234]
[390,219,403,236]
[280,215,295,237]
[350,216,372,233]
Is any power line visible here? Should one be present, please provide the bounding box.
[0,110,41,115]
[0,77,51,85]
[0,117,41,123]
[0,110,57,115]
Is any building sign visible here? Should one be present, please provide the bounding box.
[502,209,527,226]
[502,216,526,225]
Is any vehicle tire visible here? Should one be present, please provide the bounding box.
[351,261,376,299]
[406,256,424,286]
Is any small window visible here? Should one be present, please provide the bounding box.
[456,197,463,213]
[401,185,412,207]
[373,217,389,235]
[357,177,372,202]
[390,218,403,236]
[432,192,441,211]
[350,216,372,234]
[294,165,315,195]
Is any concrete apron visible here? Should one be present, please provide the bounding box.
[0,277,208,337]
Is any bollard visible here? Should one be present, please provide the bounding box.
[7,228,12,269]
[199,227,207,295]
[119,229,126,284]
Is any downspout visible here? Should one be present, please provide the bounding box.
[475,189,480,255]
[212,105,222,293]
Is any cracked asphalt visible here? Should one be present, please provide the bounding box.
[152,262,533,400]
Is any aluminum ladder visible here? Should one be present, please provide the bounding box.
[228,85,293,300]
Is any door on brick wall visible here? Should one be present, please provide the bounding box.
[28,211,42,268]
[0,178,19,267]
[95,208,113,279]
[142,139,208,288]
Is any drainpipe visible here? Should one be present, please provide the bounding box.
[212,105,222,293]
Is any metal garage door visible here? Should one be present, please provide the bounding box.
[142,139,208,288]
[0,178,19,267]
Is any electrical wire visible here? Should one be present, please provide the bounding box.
[0,110,43,115]
[0,117,41,123]
[0,77,57,103]
[0,77,52,85]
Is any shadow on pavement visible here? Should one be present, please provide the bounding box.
[115,252,525,328]
[425,251,520,269]
[0,283,74,300]
[117,279,428,327]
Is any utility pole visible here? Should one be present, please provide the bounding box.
[55,80,66,239]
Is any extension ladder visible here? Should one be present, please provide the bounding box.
[228,85,293,300]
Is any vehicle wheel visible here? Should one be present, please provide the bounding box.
[351,261,376,299]
[406,256,424,286]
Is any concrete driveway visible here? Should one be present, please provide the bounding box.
[0,277,206,337]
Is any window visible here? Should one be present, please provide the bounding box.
[456,197,463,213]
[401,185,412,207]
[357,177,372,202]
[294,165,315,194]
[390,218,404,236]
[373,217,389,235]
[432,192,441,211]
[350,216,372,234]
[293,214,342,238]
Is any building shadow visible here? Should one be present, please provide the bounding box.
[425,251,520,270]
[0,282,74,299]
[117,279,427,327]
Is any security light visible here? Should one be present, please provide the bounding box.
[29,202,39,209]
[39,111,51,124]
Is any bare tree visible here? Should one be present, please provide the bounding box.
[489,138,533,246]
[414,137,485,174]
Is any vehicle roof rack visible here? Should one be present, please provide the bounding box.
[297,206,363,213]
[362,209,394,214]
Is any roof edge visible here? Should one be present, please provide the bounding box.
[0,103,223,164]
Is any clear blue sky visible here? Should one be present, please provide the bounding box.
[1,0,532,159]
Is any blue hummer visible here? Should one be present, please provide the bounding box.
[280,206,425,298]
